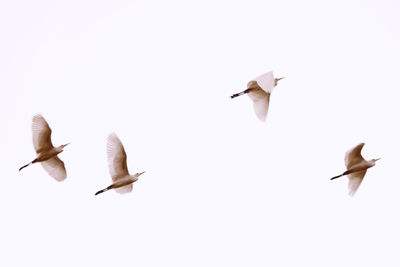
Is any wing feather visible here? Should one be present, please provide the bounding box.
[247,88,270,121]
[41,157,67,181]
[345,143,365,169]
[347,171,367,196]
[32,114,54,153]
[107,133,129,181]
[251,71,275,93]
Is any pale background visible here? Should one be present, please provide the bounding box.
[1,0,400,266]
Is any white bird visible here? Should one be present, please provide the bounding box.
[330,143,380,196]
[19,114,69,181]
[95,133,145,196]
[231,71,284,121]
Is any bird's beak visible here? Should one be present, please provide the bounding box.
[63,143,70,147]
[276,77,285,81]
[375,158,381,161]
[138,171,146,176]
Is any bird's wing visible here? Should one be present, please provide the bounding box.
[32,114,54,153]
[114,184,133,194]
[107,133,129,182]
[40,156,67,181]
[347,170,367,196]
[251,71,275,93]
[345,143,365,169]
[248,89,270,121]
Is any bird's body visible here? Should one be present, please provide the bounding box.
[95,175,141,196]
[330,143,380,196]
[35,146,64,162]
[19,114,68,181]
[95,133,145,196]
[231,71,283,121]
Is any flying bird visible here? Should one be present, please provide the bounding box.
[19,114,69,181]
[330,143,380,196]
[95,133,145,196]
[231,71,284,121]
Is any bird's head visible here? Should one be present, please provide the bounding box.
[137,171,146,177]
[61,143,70,148]
[274,77,284,86]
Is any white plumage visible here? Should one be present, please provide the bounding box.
[19,114,68,181]
[95,133,145,196]
[231,71,284,122]
[330,143,380,196]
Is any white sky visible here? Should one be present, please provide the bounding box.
[1,0,400,266]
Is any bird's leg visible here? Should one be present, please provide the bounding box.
[330,173,344,180]
[330,168,360,180]
[230,88,252,99]
[19,159,37,171]
[94,184,114,196]
[342,169,353,176]
[95,187,109,196]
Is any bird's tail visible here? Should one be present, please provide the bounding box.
[19,162,32,171]
[95,187,109,196]
[330,174,343,180]
[230,89,251,99]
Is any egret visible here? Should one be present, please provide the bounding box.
[231,71,284,121]
[95,133,145,196]
[19,114,69,181]
[330,143,380,196]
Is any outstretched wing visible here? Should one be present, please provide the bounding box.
[251,71,275,93]
[107,133,129,182]
[32,114,54,153]
[347,171,367,196]
[247,88,270,122]
[345,143,365,169]
[41,157,67,181]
